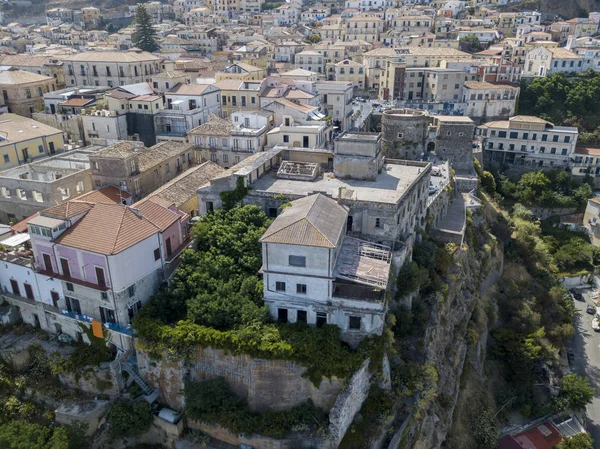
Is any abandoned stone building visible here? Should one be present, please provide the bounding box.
[260,193,392,345]
[0,146,104,224]
[381,108,475,173]
[197,131,434,342]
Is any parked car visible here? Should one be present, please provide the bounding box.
[432,167,442,176]
[429,184,437,195]
[592,315,600,332]
[587,304,596,315]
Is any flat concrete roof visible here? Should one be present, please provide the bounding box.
[250,162,427,205]
[339,132,380,141]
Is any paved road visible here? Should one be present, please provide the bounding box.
[571,291,600,447]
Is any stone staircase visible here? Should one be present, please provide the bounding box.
[120,356,159,404]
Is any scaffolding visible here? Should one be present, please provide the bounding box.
[334,237,392,289]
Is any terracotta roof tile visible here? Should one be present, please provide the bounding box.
[55,203,160,255]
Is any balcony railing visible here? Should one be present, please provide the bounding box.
[37,269,110,292]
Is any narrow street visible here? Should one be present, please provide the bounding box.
[571,290,600,447]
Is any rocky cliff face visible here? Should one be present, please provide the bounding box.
[394,220,504,449]
[541,0,599,18]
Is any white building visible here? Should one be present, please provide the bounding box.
[260,193,392,344]
[523,46,583,77]
[188,110,272,168]
[479,115,578,170]
[155,83,222,141]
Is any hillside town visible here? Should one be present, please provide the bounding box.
[1,0,600,448]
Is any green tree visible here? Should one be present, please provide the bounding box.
[0,420,68,449]
[459,35,483,53]
[107,399,152,440]
[307,33,321,44]
[481,171,496,195]
[557,374,594,412]
[132,4,159,53]
[555,432,594,449]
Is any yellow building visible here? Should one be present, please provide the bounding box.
[0,68,57,118]
[214,79,265,118]
[214,62,268,82]
[335,59,365,89]
[345,15,384,43]
[0,114,65,170]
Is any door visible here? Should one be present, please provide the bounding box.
[95,267,106,287]
[50,291,60,308]
[49,141,55,154]
[10,279,20,296]
[297,310,307,323]
[303,136,309,147]
[316,312,327,328]
[60,258,70,278]
[22,148,29,161]
[346,216,353,233]
[50,104,56,114]
[43,253,53,272]
[166,237,172,257]
[24,283,34,300]
[277,308,288,323]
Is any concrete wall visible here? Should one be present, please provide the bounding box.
[137,346,347,413]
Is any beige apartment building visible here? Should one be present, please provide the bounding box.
[0,68,57,117]
[60,50,164,88]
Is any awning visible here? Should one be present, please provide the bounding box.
[0,233,30,248]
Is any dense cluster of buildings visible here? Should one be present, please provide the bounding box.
[0,0,598,356]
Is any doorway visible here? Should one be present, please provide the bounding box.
[60,258,70,277]
[277,308,288,323]
[166,237,172,257]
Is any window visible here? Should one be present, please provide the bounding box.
[3,154,9,163]
[154,248,160,260]
[509,132,518,139]
[349,316,361,330]
[223,154,229,164]
[552,135,559,142]
[37,87,43,96]
[10,279,20,296]
[101,292,108,300]
[99,306,116,324]
[283,135,289,143]
[498,131,507,138]
[296,284,307,295]
[564,136,571,143]
[25,88,31,99]
[24,283,34,300]
[289,255,306,267]
[561,148,568,155]
[541,134,548,141]
[276,281,286,292]
[66,296,81,315]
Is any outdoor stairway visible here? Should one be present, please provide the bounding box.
[120,357,159,404]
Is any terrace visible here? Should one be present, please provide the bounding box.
[334,237,392,289]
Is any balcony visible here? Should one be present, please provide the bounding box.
[37,269,110,292]
[58,309,133,335]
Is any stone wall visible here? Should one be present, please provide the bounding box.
[381,110,429,159]
[328,359,372,443]
[137,346,347,412]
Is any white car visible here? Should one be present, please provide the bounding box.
[593,315,600,332]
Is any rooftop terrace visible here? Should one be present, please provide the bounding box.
[250,161,428,205]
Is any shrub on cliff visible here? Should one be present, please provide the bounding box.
[107,399,152,440]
